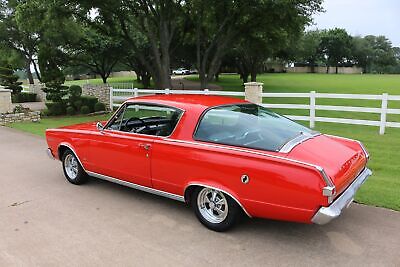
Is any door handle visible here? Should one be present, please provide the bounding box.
[139,143,151,150]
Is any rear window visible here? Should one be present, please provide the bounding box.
[194,104,313,151]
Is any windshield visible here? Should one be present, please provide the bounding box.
[194,104,315,152]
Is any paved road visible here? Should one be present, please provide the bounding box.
[0,126,399,266]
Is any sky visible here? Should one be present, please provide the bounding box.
[309,0,400,47]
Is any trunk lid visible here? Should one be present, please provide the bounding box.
[286,134,367,195]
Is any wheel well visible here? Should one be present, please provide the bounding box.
[183,184,251,217]
[58,145,70,159]
[184,185,198,204]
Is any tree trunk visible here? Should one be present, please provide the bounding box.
[101,74,108,84]
[250,71,257,82]
[242,73,249,83]
[326,66,329,74]
[310,61,315,73]
[215,73,219,82]
[141,72,151,88]
[26,59,34,84]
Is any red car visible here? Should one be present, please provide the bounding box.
[46,94,371,231]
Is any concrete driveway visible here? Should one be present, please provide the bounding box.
[0,126,399,266]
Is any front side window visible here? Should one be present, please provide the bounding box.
[107,103,183,137]
[194,104,314,152]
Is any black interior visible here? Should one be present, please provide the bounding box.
[120,114,180,136]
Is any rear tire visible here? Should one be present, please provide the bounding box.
[191,187,241,232]
[62,150,88,185]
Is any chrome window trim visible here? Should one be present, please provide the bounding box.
[87,171,185,202]
[184,183,252,218]
[279,132,321,153]
[104,101,185,139]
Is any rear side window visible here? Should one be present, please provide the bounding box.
[194,104,313,151]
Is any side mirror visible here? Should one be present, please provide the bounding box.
[96,122,104,131]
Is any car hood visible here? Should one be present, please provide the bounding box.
[57,121,105,131]
[286,134,367,195]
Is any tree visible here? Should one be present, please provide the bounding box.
[74,0,184,89]
[71,26,124,84]
[320,28,353,74]
[0,0,40,84]
[351,35,397,73]
[351,36,373,73]
[0,65,23,95]
[185,0,323,88]
[297,30,323,73]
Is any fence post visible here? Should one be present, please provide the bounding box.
[309,91,316,128]
[244,82,263,104]
[133,88,138,98]
[204,89,209,95]
[379,93,388,135]
[109,87,114,111]
[165,88,170,95]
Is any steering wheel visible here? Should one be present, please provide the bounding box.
[124,117,148,132]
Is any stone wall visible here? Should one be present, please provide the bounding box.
[0,111,41,126]
[287,66,363,74]
[82,84,111,110]
[0,89,12,113]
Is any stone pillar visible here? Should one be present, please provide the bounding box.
[82,84,111,110]
[0,88,12,113]
[244,82,263,104]
[29,84,46,101]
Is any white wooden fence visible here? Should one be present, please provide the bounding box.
[110,86,400,135]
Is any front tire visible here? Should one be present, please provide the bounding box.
[191,187,241,232]
[62,150,88,185]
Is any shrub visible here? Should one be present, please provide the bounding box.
[66,106,75,116]
[0,66,23,95]
[69,85,82,98]
[80,96,98,112]
[73,99,83,111]
[46,102,66,116]
[11,92,37,103]
[94,102,106,112]
[80,105,90,114]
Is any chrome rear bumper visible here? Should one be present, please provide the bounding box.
[311,167,372,225]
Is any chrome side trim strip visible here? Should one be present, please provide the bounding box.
[312,168,372,225]
[184,183,252,218]
[87,171,185,202]
[279,132,321,153]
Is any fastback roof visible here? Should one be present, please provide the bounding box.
[126,94,248,111]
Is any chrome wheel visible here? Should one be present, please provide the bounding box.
[64,154,79,180]
[197,188,228,224]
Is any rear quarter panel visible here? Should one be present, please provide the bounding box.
[151,140,327,223]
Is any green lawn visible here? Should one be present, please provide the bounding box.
[65,77,144,88]
[9,114,111,137]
